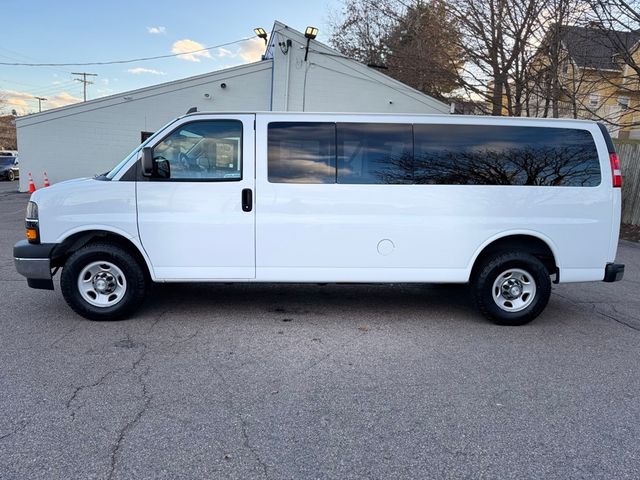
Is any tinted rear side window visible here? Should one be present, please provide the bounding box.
[413,125,601,186]
[268,122,335,183]
[337,123,413,184]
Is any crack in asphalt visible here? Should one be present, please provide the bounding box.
[66,368,121,420]
[209,360,270,479]
[553,292,640,332]
[0,418,30,442]
[168,327,201,350]
[146,306,173,334]
[106,342,152,480]
[49,323,82,348]
[239,413,269,479]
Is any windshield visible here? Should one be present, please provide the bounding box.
[104,118,176,180]
[105,145,142,179]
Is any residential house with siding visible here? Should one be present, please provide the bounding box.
[529,25,640,139]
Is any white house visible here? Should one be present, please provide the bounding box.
[16,21,449,191]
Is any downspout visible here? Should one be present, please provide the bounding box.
[269,55,274,111]
[284,38,291,111]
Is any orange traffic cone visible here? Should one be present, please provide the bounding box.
[28,172,36,193]
[43,172,50,188]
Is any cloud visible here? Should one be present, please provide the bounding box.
[1,89,81,114]
[1,90,32,112]
[171,39,211,62]
[147,26,166,34]
[47,92,82,109]
[127,67,166,75]
[215,47,233,58]
[238,37,265,63]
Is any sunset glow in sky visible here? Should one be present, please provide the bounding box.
[1,0,337,114]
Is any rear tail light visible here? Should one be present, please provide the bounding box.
[610,153,622,188]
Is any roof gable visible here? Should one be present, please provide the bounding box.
[560,25,640,71]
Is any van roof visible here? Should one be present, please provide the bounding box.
[181,111,598,126]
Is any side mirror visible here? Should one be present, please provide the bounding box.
[141,147,153,177]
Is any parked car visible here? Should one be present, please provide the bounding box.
[9,157,19,181]
[13,112,624,325]
[0,155,17,181]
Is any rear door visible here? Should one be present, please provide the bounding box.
[137,114,255,280]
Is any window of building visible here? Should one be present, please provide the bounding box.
[589,94,600,107]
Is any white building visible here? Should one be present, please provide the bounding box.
[16,21,449,191]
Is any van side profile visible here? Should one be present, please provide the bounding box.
[14,112,624,325]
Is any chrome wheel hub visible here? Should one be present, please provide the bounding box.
[492,268,536,312]
[78,261,127,308]
[502,278,523,300]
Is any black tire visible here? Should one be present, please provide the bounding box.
[61,243,147,320]
[472,251,551,326]
[7,170,15,181]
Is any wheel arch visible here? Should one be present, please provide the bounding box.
[468,231,560,282]
[51,229,156,281]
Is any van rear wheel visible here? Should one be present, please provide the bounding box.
[472,251,551,326]
[61,243,147,320]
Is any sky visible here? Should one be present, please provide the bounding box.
[0,0,339,115]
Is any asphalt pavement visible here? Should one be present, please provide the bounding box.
[1,180,639,479]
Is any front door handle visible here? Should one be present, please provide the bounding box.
[242,188,253,212]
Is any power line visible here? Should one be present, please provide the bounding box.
[0,36,254,67]
[0,46,74,75]
[0,80,78,97]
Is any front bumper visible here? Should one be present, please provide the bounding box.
[603,263,625,282]
[14,240,56,290]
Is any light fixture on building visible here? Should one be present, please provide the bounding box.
[304,26,318,61]
[304,27,318,40]
[254,27,268,44]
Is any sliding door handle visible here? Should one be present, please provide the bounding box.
[241,188,253,212]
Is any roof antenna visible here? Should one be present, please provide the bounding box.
[186,106,197,114]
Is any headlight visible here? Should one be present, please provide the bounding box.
[25,201,39,243]
[26,201,38,220]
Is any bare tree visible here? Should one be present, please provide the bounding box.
[329,0,463,98]
[328,0,397,65]
[0,114,17,150]
[445,0,545,116]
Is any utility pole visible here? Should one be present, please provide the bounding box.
[72,72,98,102]
[34,96,47,112]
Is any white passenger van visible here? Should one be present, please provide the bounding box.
[14,112,625,325]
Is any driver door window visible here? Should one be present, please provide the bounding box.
[152,120,243,181]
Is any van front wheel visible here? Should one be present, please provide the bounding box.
[472,252,551,326]
[61,243,147,320]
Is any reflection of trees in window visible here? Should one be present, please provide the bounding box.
[407,125,601,187]
[374,145,600,186]
[415,145,600,186]
[337,123,412,184]
[374,152,415,184]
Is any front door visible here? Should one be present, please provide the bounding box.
[137,115,255,280]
